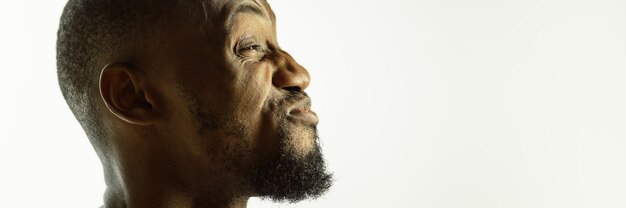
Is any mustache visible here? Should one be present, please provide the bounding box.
[276,91,310,110]
[284,90,309,102]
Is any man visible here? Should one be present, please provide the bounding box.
[56,0,332,207]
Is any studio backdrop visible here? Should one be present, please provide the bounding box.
[1,0,626,207]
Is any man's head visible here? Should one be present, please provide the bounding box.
[57,0,331,205]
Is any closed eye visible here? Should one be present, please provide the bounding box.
[237,44,266,60]
[239,45,262,52]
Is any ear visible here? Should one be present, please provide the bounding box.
[99,63,156,125]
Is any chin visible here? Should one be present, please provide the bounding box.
[281,124,317,159]
[251,123,332,202]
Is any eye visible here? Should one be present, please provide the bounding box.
[239,45,262,53]
[237,43,265,59]
[234,36,266,59]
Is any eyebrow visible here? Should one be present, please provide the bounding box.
[226,3,267,28]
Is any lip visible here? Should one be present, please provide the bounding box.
[287,98,319,125]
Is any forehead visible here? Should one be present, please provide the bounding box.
[202,0,275,28]
[153,0,276,51]
[158,0,275,40]
[214,0,275,28]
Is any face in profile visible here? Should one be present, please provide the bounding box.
[58,0,332,205]
[152,0,332,202]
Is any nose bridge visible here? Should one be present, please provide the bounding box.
[272,50,310,91]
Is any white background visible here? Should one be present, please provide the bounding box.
[1,0,626,207]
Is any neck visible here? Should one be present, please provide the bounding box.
[100,135,250,208]
[103,185,249,208]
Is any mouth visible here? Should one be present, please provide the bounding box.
[287,98,319,125]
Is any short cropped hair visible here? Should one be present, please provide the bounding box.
[57,0,204,143]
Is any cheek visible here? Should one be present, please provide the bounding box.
[239,62,274,111]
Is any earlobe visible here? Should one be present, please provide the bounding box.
[99,63,156,125]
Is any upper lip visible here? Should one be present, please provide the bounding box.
[287,97,312,115]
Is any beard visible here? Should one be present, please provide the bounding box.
[250,125,333,202]
[180,87,333,202]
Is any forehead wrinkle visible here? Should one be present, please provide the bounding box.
[255,0,275,22]
[251,0,271,17]
[225,0,269,29]
[251,0,262,8]
[199,0,210,21]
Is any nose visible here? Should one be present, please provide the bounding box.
[272,50,310,92]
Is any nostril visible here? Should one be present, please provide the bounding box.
[271,51,310,91]
[283,86,302,92]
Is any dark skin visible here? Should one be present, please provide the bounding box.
[97,0,318,207]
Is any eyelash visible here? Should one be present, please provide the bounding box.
[239,45,262,52]
[236,41,266,61]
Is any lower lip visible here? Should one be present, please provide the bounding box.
[288,109,319,125]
